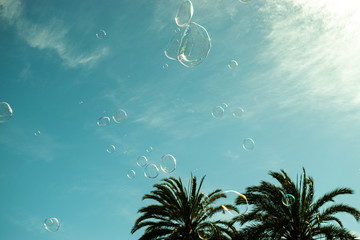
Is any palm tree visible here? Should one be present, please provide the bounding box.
[131,175,236,240]
[233,168,360,239]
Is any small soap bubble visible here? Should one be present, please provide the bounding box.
[127,170,136,179]
[242,138,255,151]
[175,0,194,27]
[34,130,41,136]
[239,0,252,3]
[44,217,60,232]
[221,103,228,109]
[137,156,148,167]
[228,60,238,69]
[97,116,110,126]
[113,109,127,123]
[96,29,106,39]
[144,164,159,179]
[146,146,153,153]
[106,145,115,153]
[79,101,84,105]
[162,63,168,69]
[243,138,255,151]
[197,222,214,240]
[0,102,13,123]
[233,107,244,118]
[178,22,211,68]
[175,28,181,33]
[211,106,224,119]
[160,154,176,173]
[282,194,295,206]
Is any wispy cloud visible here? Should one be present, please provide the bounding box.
[253,0,360,120]
[0,0,108,68]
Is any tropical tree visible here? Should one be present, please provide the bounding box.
[233,168,360,239]
[131,175,236,240]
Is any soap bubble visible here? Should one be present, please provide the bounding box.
[127,170,136,179]
[107,145,115,153]
[113,109,127,123]
[97,116,110,126]
[211,106,224,119]
[34,130,41,136]
[160,154,176,173]
[228,60,238,69]
[242,138,255,151]
[44,217,60,232]
[178,22,211,68]
[162,63,168,69]
[233,107,244,118]
[175,0,194,27]
[0,102,13,123]
[144,164,159,179]
[197,222,214,240]
[79,101,84,105]
[137,156,148,167]
[96,29,106,39]
[146,146,153,153]
[221,103,228,109]
[282,194,295,206]
[165,29,183,61]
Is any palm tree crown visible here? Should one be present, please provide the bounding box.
[234,168,360,239]
[132,175,235,240]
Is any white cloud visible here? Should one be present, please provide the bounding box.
[0,0,108,67]
[254,0,360,120]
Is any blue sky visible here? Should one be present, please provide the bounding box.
[1,0,360,239]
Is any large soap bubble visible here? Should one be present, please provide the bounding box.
[160,154,176,173]
[44,217,60,232]
[175,0,194,27]
[204,190,248,218]
[0,102,13,123]
[178,22,211,68]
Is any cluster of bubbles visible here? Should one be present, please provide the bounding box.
[211,103,255,151]
[97,108,127,127]
[211,104,244,119]
[128,147,177,180]
[96,29,107,39]
[282,193,295,207]
[164,0,211,68]
[0,102,13,123]
[44,217,60,232]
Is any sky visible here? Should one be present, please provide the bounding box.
[0,0,360,239]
